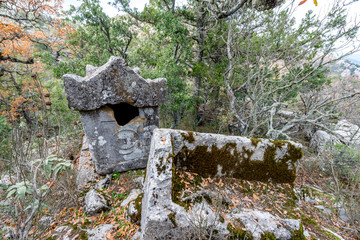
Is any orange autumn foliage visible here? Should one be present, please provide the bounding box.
[1,95,37,121]
[299,0,318,6]
[1,0,63,61]
[0,0,75,122]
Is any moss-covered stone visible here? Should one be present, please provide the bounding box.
[171,167,204,209]
[171,166,186,207]
[181,131,195,143]
[260,232,277,240]
[65,223,89,240]
[303,218,317,226]
[227,223,253,240]
[291,223,306,240]
[128,193,143,224]
[168,212,177,228]
[174,140,302,183]
[171,168,192,210]
[227,221,305,240]
[251,138,262,148]
[156,157,166,175]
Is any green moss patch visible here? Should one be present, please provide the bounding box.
[291,223,306,240]
[168,212,177,228]
[174,140,302,183]
[227,223,253,240]
[181,131,195,143]
[128,193,143,224]
[171,168,203,210]
[251,138,262,148]
[65,223,89,240]
[260,232,277,240]
[156,157,166,175]
[171,168,300,221]
[171,166,186,207]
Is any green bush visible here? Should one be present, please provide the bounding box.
[0,116,11,161]
[43,78,81,137]
[330,143,360,183]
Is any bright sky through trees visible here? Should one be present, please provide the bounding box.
[62,0,360,19]
[62,0,360,60]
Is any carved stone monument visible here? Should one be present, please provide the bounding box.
[63,56,166,174]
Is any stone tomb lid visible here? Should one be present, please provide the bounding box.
[63,56,166,111]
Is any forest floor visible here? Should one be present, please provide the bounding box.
[1,153,359,239]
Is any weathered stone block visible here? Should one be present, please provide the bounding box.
[229,210,301,240]
[140,129,303,239]
[171,129,301,183]
[63,57,166,174]
[84,189,109,216]
[76,136,99,189]
[309,130,339,153]
[334,120,360,144]
[63,56,166,111]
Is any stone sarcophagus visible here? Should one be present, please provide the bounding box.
[140,129,303,239]
[63,56,166,174]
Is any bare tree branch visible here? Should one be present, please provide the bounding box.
[218,0,248,19]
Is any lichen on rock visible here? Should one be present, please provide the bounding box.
[126,193,143,225]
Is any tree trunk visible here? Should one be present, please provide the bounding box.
[194,9,205,126]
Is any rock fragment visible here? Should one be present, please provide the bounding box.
[84,189,108,216]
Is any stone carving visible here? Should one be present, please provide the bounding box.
[140,128,303,239]
[63,56,166,174]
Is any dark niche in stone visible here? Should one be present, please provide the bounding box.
[107,103,139,126]
[63,56,167,174]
